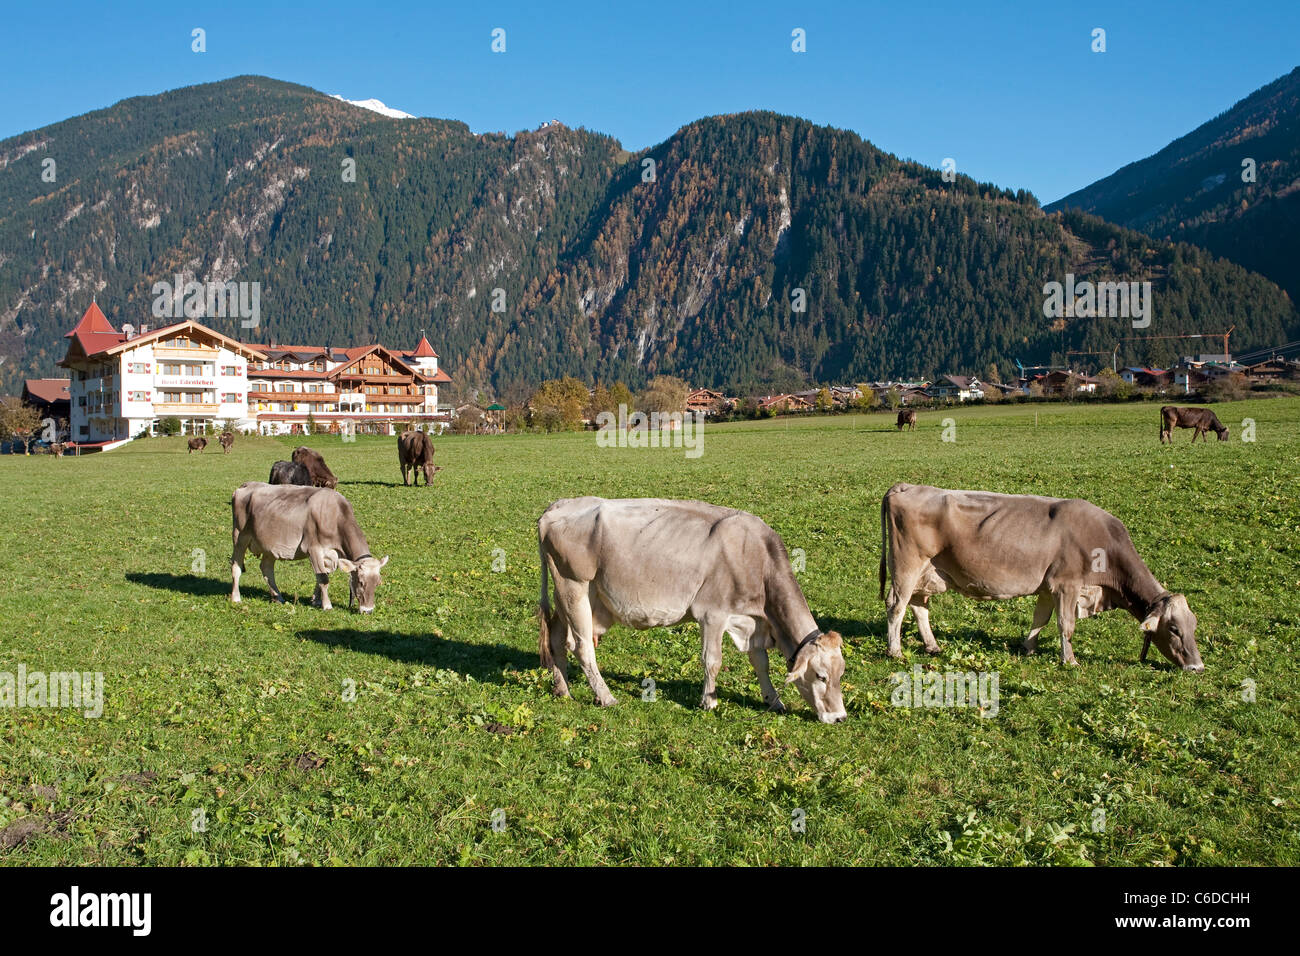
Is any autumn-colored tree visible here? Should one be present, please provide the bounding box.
[638,375,689,414]
[0,398,41,450]
[815,387,833,412]
[530,376,588,432]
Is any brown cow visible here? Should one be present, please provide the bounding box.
[219,432,234,454]
[879,483,1203,671]
[398,430,442,486]
[51,443,65,458]
[269,460,312,485]
[291,446,338,488]
[896,409,917,431]
[187,437,208,453]
[1161,406,1228,443]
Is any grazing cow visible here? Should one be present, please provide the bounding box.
[1161,405,1228,444]
[538,497,847,722]
[896,408,917,431]
[219,432,234,454]
[230,482,388,612]
[268,460,312,486]
[187,437,208,453]
[51,443,65,458]
[879,483,1203,671]
[291,446,338,488]
[398,429,442,486]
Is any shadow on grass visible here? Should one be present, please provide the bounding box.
[125,571,271,600]
[296,627,536,684]
[296,627,786,713]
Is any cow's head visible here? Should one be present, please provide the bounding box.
[1215,425,1230,441]
[786,631,847,722]
[338,555,389,613]
[1141,593,1203,672]
[423,463,442,483]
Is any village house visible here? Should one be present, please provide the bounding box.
[685,387,732,417]
[1120,367,1173,389]
[21,378,71,423]
[928,375,984,403]
[756,393,814,414]
[57,302,451,449]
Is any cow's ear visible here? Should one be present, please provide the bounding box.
[821,630,843,649]
[1140,610,1161,632]
[378,555,390,568]
[786,646,813,683]
[336,558,356,573]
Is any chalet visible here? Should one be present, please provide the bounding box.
[1041,370,1099,396]
[1245,358,1300,382]
[57,302,452,448]
[21,378,71,421]
[685,387,731,417]
[929,375,983,402]
[756,393,813,414]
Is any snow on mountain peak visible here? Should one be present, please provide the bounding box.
[329,95,414,119]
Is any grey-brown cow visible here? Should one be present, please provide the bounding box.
[219,432,234,454]
[187,437,207,453]
[268,460,312,485]
[1161,405,1228,443]
[231,482,388,612]
[896,409,917,431]
[291,446,338,488]
[878,483,1203,671]
[398,430,441,486]
[538,497,847,721]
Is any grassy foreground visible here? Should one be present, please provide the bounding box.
[0,399,1297,865]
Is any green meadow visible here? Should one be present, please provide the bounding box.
[0,399,1297,865]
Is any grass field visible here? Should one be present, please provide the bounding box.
[1,399,1297,865]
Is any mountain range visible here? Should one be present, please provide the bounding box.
[0,74,1296,398]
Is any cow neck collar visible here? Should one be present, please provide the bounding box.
[1141,590,1173,618]
[785,629,821,667]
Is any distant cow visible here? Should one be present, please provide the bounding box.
[1161,405,1228,443]
[231,482,388,612]
[538,497,847,721]
[219,432,234,454]
[187,437,207,453]
[879,483,1203,671]
[268,460,312,486]
[398,430,441,486]
[51,443,65,458]
[291,446,338,488]
[896,409,917,431]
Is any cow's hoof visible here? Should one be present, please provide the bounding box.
[886,648,904,660]
[700,696,719,711]
[923,645,942,656]
[230,595,241,604]
[596,695,618,707]
[1062,657,1078,666]
[767,700,787,714]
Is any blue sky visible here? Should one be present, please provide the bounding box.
[1,0,1296,203]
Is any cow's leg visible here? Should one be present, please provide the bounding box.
[910,595,941,654]
[747,647,785,713]
[546,610,571,697]
[230,532,251,603]
[886,564,925,658]
[261,555,285,603]
[555,580,616,706]
[698,617,725,710]
[1022,591,1054,654]
[1054,591,1079,665]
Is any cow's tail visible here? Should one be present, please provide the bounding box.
[538,533,555,670]
[878,492,890,600]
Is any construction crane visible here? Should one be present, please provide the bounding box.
[1122,326,1235,364]
[1065,347,1120,373]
